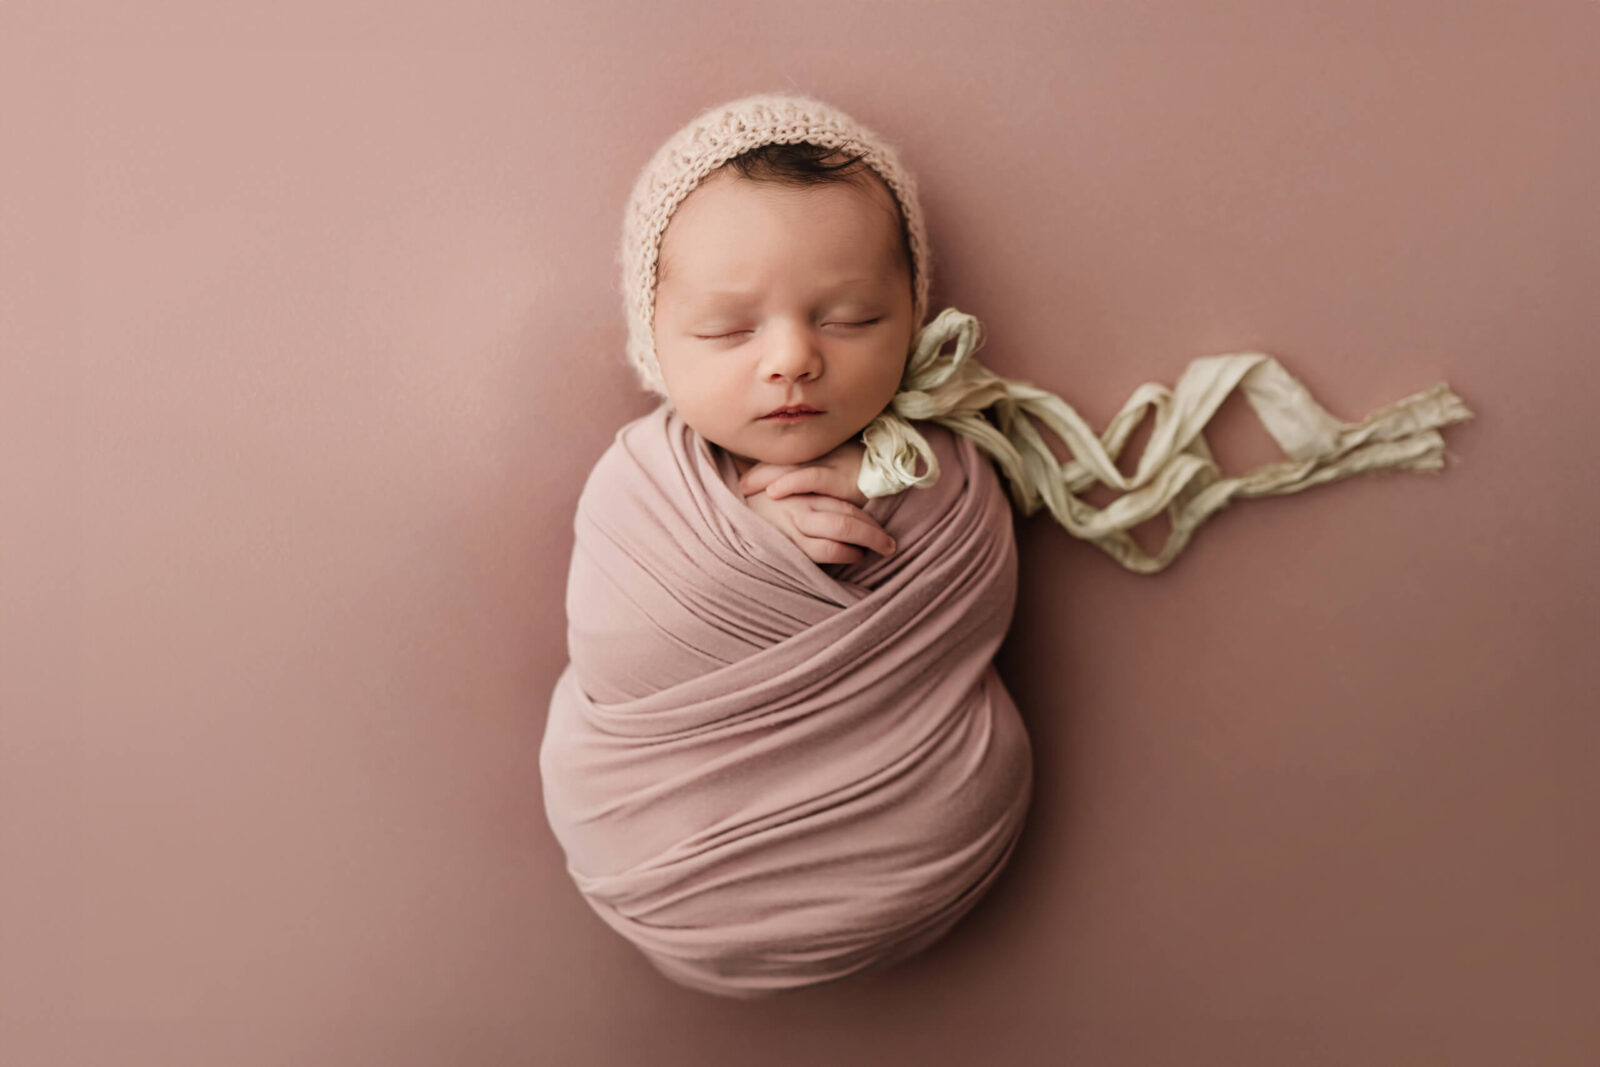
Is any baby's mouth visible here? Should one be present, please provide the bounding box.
[760,405,824,420]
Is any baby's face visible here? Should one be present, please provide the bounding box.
[652,166,915,469]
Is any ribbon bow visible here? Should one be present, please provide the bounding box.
[857,308,1475,574]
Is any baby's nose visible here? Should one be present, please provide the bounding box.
[761,322,823,381]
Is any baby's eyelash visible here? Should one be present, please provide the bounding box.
[693,318,880,341]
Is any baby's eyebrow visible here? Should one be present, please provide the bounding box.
[687,291,759,315]
[695,278,888,304]
[818,277,888,293]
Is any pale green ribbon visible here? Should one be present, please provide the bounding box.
[857,307,1475,574]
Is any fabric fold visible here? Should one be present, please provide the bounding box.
[541,407,1034,998]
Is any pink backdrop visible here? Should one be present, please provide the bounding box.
[5,2,1597,1063]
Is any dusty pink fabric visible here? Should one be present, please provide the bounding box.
[539,406,1034,998]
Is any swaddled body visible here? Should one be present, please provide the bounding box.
[538,92,1036,998]
[540,406,1032,997]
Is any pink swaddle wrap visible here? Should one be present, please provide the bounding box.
[539,405,1033,998]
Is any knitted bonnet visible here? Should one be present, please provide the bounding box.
[620,92,932,398]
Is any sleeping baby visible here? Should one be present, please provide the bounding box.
[539,93,1472,1000]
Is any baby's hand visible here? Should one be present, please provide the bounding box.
[743,490,895,566]
[737,440,869,505]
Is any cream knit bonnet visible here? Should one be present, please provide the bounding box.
[615,93,1474,573]
[620,92,929,399]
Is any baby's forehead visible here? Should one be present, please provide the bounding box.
[658,165,910,286]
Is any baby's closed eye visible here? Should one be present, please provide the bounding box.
[693,317,882,341]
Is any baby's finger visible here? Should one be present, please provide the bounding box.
[764,465,856,501]
[792,503,897,557]
[795,536,865,566]
[738,462,799,496]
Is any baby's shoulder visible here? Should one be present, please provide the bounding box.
[576,404,687,507]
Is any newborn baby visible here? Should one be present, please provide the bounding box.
[539,92,1472,1001]
[540,94,1034,999]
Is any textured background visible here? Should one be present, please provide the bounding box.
[4,1,1597,1064]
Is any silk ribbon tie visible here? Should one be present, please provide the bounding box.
[858,307,1475,574]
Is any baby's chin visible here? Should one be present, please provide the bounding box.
[713,429,860,472]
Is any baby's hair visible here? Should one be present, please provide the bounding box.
[658,142,914,289]
[724,141,870,186]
